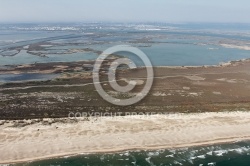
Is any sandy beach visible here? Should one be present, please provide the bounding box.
[1,111,250,164]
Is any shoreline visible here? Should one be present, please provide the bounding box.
[4,137,250,164]
[142,58,250,69]
[1,111,250,164]
[0,57,249,75]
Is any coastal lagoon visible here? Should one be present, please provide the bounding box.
[1,23,250,67]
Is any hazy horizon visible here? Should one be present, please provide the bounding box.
[0,0,250,23]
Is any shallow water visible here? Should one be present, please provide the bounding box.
[0,73,58,82]
[1,23,250,67]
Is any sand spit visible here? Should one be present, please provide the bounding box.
[1,111,250,164]
[220,44,250,51]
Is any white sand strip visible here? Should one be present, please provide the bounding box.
[1,111,250,164]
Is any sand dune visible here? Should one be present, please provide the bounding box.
[1,111,250,164]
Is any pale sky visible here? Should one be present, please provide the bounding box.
[0,0,249,23]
